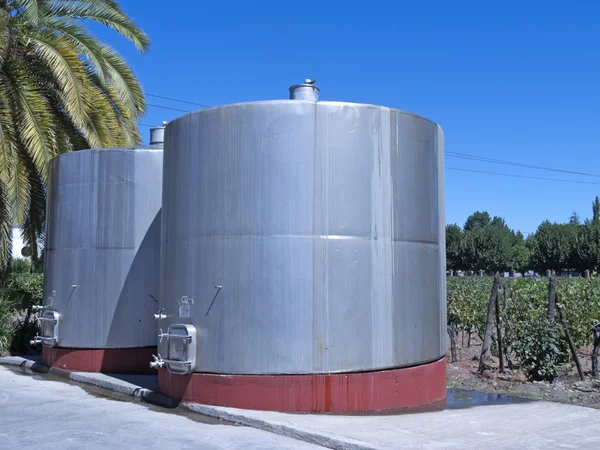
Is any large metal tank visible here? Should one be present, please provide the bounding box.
[36,125,165,373]
[156,81,446,411]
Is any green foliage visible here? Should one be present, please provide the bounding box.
[593,197,600,224]
[9,257,31,273]
[448,277,600,382]
[503,279,568,381]
[570,211,580,225]
[528,221,577,273]
[573,223,600,273]
[463,211,491,231]
[0,263,42,354]
[446,224,462,270]
[508,318,565,382]
[461,226,515,272]
[3,273,44,309]
[0,1,149,269]
[556,279,600,348]
[0,293,17,353]
[449,211,531,273]
[447,277,491,333]
[510,243,530,273]
[449,202,600,274]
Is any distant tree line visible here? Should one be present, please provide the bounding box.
[446,196,600,274]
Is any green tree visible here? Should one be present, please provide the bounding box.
[573,223,600,273]
[489,216,509,230]
[593,197,600,224]
[510,243,530,273]
[0,0,149,268]
[461,225,514,272]
[463,211,491,231]
[445,224,462,271]
[528,221,577,273]
[569,211,580,225]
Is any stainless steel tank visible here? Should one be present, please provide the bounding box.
[36,127,164,350]
[157,82,445,376]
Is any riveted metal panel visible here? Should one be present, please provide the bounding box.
[43,148,163,348]
[160,100,445,374]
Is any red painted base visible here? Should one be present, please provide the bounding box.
[42,346,157,375]
[158,357,446,413]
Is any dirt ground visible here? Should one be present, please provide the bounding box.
[446,333,600,408]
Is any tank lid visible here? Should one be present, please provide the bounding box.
[289,79,319,101]
[149,121,167,146]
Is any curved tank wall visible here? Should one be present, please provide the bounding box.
[42,147,163,349]
[159,100,445,375]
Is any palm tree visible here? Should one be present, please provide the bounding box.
[0,0,149,269]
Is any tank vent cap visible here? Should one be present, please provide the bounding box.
[289,79,319,101]
[149,121,167,145]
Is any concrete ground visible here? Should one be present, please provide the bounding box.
[2,357,600,449]
[189,395,600,449]
[0,365,323,450]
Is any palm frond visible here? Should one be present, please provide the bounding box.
[19,149,45,265]
[0,0,148,258]
[34,18,144,136]
[0,9,9,66]
[4,59,57,180]
[24,28,105,148]
[99,45,145,119]
[45,0,150,52]
[5,152,28,228]
[0,175,12,270]
[41,17,107,82]
[15,0,42,26]
[83,75,132,147]
[0,73,18,178]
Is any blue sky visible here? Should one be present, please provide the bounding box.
[98,1,600,235]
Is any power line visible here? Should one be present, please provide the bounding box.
[446,166,600,186]
[147,93,210,108]
[146,103,191,113]
[446,151,600,179]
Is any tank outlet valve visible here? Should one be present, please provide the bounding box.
[153,309,167,320]
[149,354,165,369]
[32,305,47,311]
[30,337,42,345]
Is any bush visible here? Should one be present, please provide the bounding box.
[9,258,32,274]
[0,294,17,353]
[0,265,43,355]
[509,319,566,381]
[503,279,569,381]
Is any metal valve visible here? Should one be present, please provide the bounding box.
[149,354,164,369]
[32,305,46,311]
[153,308,167,320]
[30,337,42,345]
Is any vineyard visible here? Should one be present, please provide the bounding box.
[447,276,600,382]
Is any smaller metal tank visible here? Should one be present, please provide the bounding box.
[34,125,165,374]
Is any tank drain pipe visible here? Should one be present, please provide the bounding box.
[149,354,165,369]
[31,305,49,312]
[153,308,167,320]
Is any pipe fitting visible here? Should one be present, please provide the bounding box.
[149,354,164,369]
[153,309,167,320]
[289,79,319,101]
